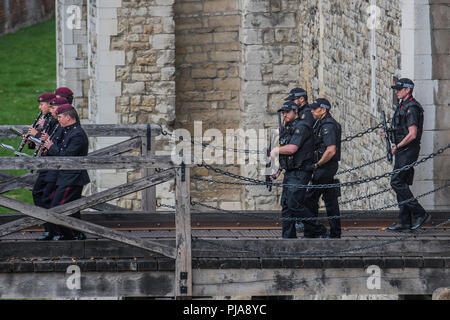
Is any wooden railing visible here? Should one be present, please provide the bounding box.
[0,124,192,297]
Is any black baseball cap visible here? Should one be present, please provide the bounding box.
[277,101,298,112]
[391,78,415,90]
[284,87,307,101]
[310,98,331,110]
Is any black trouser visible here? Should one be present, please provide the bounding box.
[281,169,327,238]
[390,146,426,225]
[32,171,48,208]
[305,161,341,237]
[48,185,84,238]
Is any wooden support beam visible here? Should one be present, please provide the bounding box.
[0,124,162,138]
[0,155,177,170]
[0,169,175,237]
[175,164,192,297]
[0,137,143,194]
[140,128,156,213]
[0,195,176,259]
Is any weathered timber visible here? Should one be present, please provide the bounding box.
[192,268,450,297]
[175,165,192,297]
[0,270,174,299]
[0,196,177,258]
[0,124,162,138]
[0,137,144,194]
[0,169,175,237]
[0,155,177,170]
[191,239,450,258]
[140,133,156,212]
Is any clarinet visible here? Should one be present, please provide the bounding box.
[36,124,60,157]
[17,111,43,153]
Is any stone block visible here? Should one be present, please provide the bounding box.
[123,82,145,94]
[151,34,175,50]
[432,54,450,79]
[204,0,239,13]
[430,4,450,29]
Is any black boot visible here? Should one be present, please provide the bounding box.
[387,223,411,232]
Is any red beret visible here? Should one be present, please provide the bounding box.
[50,97,68,106]
[54,87,73,97]
[38,93,56,103]
[55,104,74,115]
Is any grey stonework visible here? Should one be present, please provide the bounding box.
[55,0,449,211]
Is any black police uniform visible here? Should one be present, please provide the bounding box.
[390,95,428,229]
[279,114,327,239]
[305,113,342,238]
[46,122,90,240]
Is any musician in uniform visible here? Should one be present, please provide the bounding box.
[42,104,90,240]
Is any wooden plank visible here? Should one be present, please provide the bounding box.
[140,133,156,213]
[0,155,177,170]
[0,137,142,194]
[175,165,192,297]
[0,124,162,138]
[192,268,450,297]
[0,169,175,238]
[191,239,450,257]
[0,271,174,299]
[0,195,177,258]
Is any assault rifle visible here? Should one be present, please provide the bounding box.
[381,111,392,163]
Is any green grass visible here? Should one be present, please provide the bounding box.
[0,18,56,213]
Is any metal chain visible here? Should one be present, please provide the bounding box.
[194,144,450,189]
[335,156,385,176]
[190,182,448,222]
[158,122,385,155]
[341,122,384,142]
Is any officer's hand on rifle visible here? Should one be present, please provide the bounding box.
[270,147,279,159]
[391,145,398,155]
[269,169,281,181]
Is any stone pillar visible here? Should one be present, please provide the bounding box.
[56,0,89,120]
[401,0,450,210]
[86,0,127,201]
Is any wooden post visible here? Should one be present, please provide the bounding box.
[175,162,192,297]
[141,124,156,212]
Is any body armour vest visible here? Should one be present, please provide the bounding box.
[279,117,315,170]
[391,97,424,146]
[314,114,341,162]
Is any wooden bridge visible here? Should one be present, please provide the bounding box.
[0,124,449,299]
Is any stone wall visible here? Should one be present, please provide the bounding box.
[0,0,54,37]
[240,0,401,210]
[55,0,449,211]
[174,0,244,210]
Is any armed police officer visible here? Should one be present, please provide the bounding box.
[42,104,90,240]
[387,78,430,232]
[305,98,342,238]
[270,101,328,239]
[284,87,315,127]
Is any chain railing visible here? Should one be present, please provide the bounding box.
[159,122,386,156]
[193,144,450,190]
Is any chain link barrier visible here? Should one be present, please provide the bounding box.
[193,144,450,190]
[159,122,385,156]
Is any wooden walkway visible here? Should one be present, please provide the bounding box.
[0,124,449,299]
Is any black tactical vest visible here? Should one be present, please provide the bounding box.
[314,113,341,162]
[392,97,424,146]
[279,117,315,170]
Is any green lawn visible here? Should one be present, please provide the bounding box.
[0,18,56,212]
